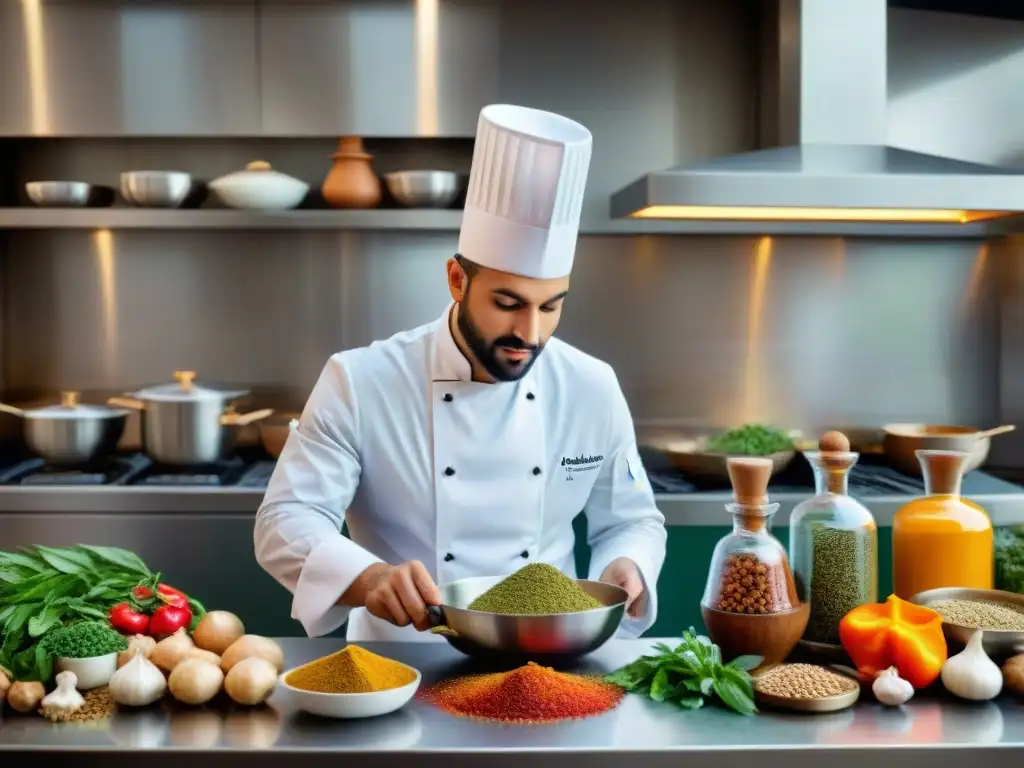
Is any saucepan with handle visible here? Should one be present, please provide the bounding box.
[108,370,273,465]
[882,424,1015,476]
[0,390,131,466]
[425,575,627,662]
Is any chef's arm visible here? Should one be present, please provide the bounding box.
[253,355,384,637]
[583,371,668,637]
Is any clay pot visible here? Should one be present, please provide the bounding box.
[322,137,382,209]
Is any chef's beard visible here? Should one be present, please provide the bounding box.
[457,301,544,382]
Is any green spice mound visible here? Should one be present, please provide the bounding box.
[468,563,604,615]
[706,424,793,456]
[42,621,129,659]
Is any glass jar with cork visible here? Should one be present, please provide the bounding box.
[700,457,810,667]
[893,449,993,599]
[788,430,879,651]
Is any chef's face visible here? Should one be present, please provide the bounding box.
[447,257,569,382]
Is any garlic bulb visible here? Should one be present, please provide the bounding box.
[109,651,167,707]
[41,670,85,714]
[872,666,914,706]
[941,629,1003,701]
[118,634,157,668]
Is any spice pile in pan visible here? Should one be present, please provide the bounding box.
[468,563,603,615]
[420,661,623,723]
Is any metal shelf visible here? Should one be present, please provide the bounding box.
[0,207,1014,238]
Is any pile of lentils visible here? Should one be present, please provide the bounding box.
[755,663,858,700]
[711,554,795,614]
[468,563,603,615]
[931,599,1024,631]
[797,523,877,645]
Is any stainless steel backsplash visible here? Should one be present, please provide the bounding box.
[2,230,999,435]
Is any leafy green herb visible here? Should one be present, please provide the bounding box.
[706,424,793,456]
[42,621,129,659]
[995,526,1024,595]
[0,544,157,682]
[604,627,761,715]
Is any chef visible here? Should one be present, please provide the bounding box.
[254,103,668,642]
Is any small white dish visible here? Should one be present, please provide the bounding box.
[277,662,422,719]
[56,651,118,689]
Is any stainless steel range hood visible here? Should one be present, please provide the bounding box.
[610,0,1024,225]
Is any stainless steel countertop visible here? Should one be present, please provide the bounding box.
[3,487,1024,527]
[1,638,1022,768]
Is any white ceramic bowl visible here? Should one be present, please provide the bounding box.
[277,663,421,719]
[56,652,118,689]
[209,166,309,211]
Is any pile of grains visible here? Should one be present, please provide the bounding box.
[468,563,603,615]
[284,645,417,694]
[41,686,116,723]
[419,661,624,723]
[931,599,1024,631]
[42,621,129,659]
[798,524,877,644]
[710,554,796,614]
[755,664,858,700]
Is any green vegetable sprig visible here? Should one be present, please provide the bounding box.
[604,628,761,715]
[706,424,793,456]
[0,544,157,682]
[995,526,1024,594]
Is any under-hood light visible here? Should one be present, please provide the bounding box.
[628,206,1010,225]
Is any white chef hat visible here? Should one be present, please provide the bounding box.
[458,104,593,280]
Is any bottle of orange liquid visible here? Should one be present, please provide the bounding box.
[892,449,993,599]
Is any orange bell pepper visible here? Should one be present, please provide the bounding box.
[838,594,947,689]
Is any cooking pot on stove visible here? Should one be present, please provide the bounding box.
[0,390,131,466]
[108,371,273,465]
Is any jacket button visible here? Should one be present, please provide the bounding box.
[526,392,535,400]
[444,553,455,562]
[521,550,529,558]
[444,467,455,477]
[532,467,542,476]
[443,393,453,402]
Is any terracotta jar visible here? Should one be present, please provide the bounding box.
[322,137,382,209]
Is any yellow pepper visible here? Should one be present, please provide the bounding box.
[838,594,947,689]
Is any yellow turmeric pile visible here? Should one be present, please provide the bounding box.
[284,645,417,694]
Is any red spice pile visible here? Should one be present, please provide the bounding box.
[418,661,624,723]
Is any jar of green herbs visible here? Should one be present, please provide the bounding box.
[788,431,878,647]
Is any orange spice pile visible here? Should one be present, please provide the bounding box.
[418,661,624,723]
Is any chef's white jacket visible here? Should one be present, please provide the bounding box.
[254,303,668,642]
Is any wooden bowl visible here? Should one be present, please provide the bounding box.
[662,437,795,483]
[881,423,990,476]
[701,602,810,669]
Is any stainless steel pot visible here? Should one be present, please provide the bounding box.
[109,370,273,465]
[0,390,131,466]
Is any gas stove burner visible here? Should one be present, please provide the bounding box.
[16,453,152,486]
[135,456,247,487]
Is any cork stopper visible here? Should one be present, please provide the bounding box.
[819,430,850,453]
[727,457,773,506]
[917,449,969,496]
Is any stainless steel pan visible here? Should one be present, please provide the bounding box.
[0,390,130,466]
[426,575,627,661]
[109,370,272,465]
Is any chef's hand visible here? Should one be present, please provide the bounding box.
[351,561,442,632]
[600,557,646,618]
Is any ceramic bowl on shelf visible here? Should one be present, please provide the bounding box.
[277,663,421,719]
[56,651,118,689]
[209,161,309,210]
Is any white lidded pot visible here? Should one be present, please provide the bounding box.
[209,161,309,210]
